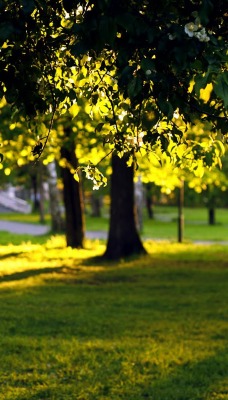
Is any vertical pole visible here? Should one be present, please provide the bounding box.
[178,179,184,243]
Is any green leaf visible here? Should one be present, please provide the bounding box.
[194,74,209,96]
[127,77,142,99]
[22,0,36,14]
[198,0,214,25]
[95,122,104,133]
[141,58,155,73]
[157,98,174,119]
[160,135,169,152]
[116,13,136,32]
[216,118,228,134]
[214,74,228,108]
[36,123,47,138]
[99,17,117,47]
[0,23,14,42]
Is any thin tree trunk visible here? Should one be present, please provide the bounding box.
[178,179,184,243]
[208,207,216,225]
[134,176,144,232]
[60,140,85,248]
[207,187,216,225]
[145,183,154,219]
[47,161,64,232]
[91,193,102,217]
[31,173,39,212]
[104,154,146,259]
[37,161,45,224]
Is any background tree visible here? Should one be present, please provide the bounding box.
[0,0,227,258]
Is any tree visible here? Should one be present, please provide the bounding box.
[61,127,85,248]
[0,0,227,258]
[104,154,146,259]
[46,161,65,232]
[0,1,227,152]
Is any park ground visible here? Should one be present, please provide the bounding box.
[0,234,228,399]
[0,205,228,243]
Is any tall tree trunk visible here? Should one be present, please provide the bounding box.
[134,176,144,232]
[60,142,85,248]
[31,173,39,212]
[104,154,146,260]
[37,161,45,224]
[47,161,65,232]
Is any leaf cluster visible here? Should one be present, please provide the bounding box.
[0,0,227,180]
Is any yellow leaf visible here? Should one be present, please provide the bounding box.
[194,164,204,178]
[200,83,213,103]
[74,172,80,182]
[69,104,80,119]
[4,168,11,176]
[176,143,187,158]
[188,80,194,93]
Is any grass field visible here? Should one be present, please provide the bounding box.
[0,238,228,399]
[1,205,228,243]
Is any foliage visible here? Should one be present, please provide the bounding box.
[0,0,227,183]
[137,120,228,195]
[0,98,110,189]
[0,240,228,398]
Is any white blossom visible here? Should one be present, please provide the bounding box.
[195,28,210,42]
[184,21,210,42]
[184,22,198,37]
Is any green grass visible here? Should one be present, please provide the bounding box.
[0,212,51,225]
[142,206,228,242]
[0,231,51,246]
[0,239,228,399]
[1,205,228,243]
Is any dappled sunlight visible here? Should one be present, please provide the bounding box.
[0,237,106,289]
[0,241,228,399]
[1,239,228,290]
[144,240,228,263]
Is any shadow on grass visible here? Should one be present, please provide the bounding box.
[0,266,76,283]
[0,251,24,260]
[139,347,228,400]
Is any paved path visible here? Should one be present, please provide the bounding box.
[0,220,227,245]
[0,220,50,236]
[0,220,108,238]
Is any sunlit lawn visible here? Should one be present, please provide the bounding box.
[0,238,228,399]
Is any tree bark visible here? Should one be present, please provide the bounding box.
[60,142,85,248]
[104,154,146,259]
[47,161,65,232]
[37,161,45,224]
[206,188,216,225]
[178,179,184,243]
[145,183,154,219]
[31,173,39,212]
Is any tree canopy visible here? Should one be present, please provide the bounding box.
[0,0,227,176]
